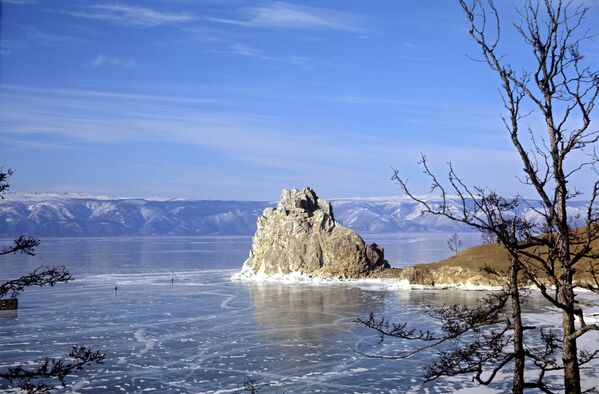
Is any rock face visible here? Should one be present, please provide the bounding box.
[236,187,389,279]
[398,266,505,288]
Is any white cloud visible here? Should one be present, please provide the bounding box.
[61,4,195,27]
[228,43,261,57]
[207,2,367,32]
[1,84,219,105]
[1,0,37,4]
[249,2,362,30]
[1,26,83,53]
[5,85,594,200]
[89,54,138,68]
[0,85,371,169]
[56,2,367,37]
[23,26,83,47]
[210,43,352,69]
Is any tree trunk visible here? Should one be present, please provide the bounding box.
[560,286,581,394]
[510,258,525,394]
[555,181,580,394]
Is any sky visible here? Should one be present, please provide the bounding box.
[1,0,598,201]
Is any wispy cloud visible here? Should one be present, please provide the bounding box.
[333,95,425,107]
[227,43,262,57]
[398,54,434,62]
[207,2,367,32]
[209,43,279,61]
[1,84,220,105]
[1,37,17,57]
[0,85,506,173]
[89,54,138,68]
[211,43,353,69]
[1,26,83,54]
[60,4,195,27]
[0,85,367,167]
[0,135,72,150]
[23,26,84,47]
[1,84,560,200]
[1,0,38,4]
[287,55,352,68]
[56,2,367,38]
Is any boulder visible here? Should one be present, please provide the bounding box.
[235,187,389,279]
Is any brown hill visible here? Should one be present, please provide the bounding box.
[373,234,598,288]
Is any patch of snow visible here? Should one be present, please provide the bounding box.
[232,269,503,292]
[134,329,156,355]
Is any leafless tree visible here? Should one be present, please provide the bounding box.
[0,266,73,299]
[0,169,72,302]
[448,232,463,255]
[458,1,599,392]
[356,289,589,393]
[0,167,13,195]
[0,167,103,392]
[0,235,41,256]
[358,193,559,393]
[0,346,105,394]
[360,0,598,393]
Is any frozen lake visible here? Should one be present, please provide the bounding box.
[0,235,597,393]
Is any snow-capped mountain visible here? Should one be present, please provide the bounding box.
[0,193,590,237]
[0,193,271,237]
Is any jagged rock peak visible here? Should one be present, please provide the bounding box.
[233,187,389,280]
[277,187,334,219]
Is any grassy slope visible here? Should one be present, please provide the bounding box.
[415,243,510,271]
[408,235,598,283]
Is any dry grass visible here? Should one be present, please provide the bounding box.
[371,232,597,286]
[408,234,598,283]
[415,243,511,272]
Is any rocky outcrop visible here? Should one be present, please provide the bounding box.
[234,187,389,280]
[397,266,505,288]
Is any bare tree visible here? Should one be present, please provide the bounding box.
[448,232,463,255]
[0,167,103,392]
[0,235,41,256]
[0,266,73,299]
[356,289,579,393]
[0,169,72,304]
[456,1,599,392]
[358,190,555,393]
[481,228,500,244]
[0,346,105,394]
[360,0,598,393]
[0,167,13,195]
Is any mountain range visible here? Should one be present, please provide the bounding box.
[0,192,590,237]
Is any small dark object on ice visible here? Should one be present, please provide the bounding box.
[243,377,268,393]
[0,299,17,310]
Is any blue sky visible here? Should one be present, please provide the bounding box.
[1,0,598,201]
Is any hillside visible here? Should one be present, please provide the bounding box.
[0,192,590,237]
[395,234,599,287]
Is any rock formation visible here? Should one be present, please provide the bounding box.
[397,266,505,288]
[234,187,389,280]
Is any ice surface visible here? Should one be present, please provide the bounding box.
[0,237,597,393]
